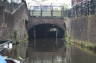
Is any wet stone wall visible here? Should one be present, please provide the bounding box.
[66,15,96,44]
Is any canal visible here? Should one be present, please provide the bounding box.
[9,38,96,63]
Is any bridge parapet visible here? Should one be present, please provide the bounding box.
[29,6,64,18]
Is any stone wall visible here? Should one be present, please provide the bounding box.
[0,5,13,40]
[65,15,96,44]
[11,3,29,58]
[0,3,28,41]
[28,17,65,30]
[12,3,28,41]
[0,12,14,40]
[0,2,29,58]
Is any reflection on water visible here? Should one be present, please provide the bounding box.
[10,38,96,63]
[69,46,96,63]
[28,38,65,51]
[25,38,66,63]
[25,55,66,63]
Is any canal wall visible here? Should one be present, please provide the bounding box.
[12,3,28,41]
[0,2,29,58]
[11,3,29,59]
[65,15,96,44]
[65,15,96,63]
[0,3,28,41]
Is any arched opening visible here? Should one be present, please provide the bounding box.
[28,24,66,51]
[28,24,64,39]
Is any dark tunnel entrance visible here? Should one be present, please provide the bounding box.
[28,24,65,39]
[28,24,65,51]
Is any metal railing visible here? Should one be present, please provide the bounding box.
[29,6,64,18]
[0,0,22,4]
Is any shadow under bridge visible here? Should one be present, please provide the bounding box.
[28,24,65,38]
[28,23,66,51]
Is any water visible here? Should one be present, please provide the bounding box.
[10,38,96,63]
[68,46,96,63]
[25,38,66,63]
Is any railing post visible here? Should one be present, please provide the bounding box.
[40,6,42,17]
[61,6,64,18]
[51,6,53,17]
[32,10,34,16]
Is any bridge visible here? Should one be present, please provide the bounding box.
[28,6,66,51]
[0,0,96,63]
[28,6,66,38]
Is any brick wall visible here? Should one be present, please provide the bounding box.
[65,15,96,44]
[0,2,28,40]
[28,17,65,31]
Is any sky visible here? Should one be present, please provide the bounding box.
[26,0,72,8]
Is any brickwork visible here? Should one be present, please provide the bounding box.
[28,17,65,31]
[65,15,96,44]
[0,2,28,40]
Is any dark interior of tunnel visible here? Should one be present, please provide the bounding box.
[28,24,64,39]
[28,24,65,51]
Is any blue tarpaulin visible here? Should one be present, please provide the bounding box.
[0,55,6,63]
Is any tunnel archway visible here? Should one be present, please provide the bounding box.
[28,24,65,39]
[28,23,66,51]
